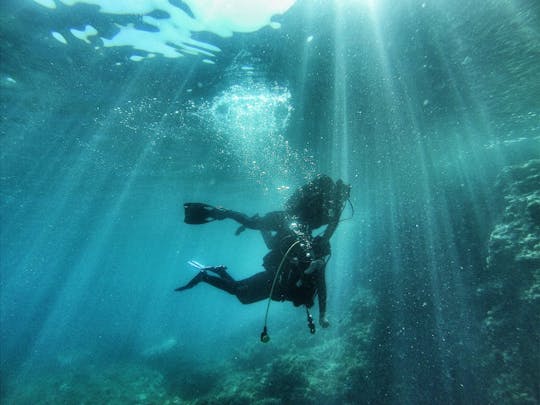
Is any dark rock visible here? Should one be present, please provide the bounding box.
[480,159,540,404]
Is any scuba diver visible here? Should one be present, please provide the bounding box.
[176,175,351,338]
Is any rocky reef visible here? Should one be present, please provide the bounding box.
[2,291,374,405]
[4,364,181,405]
[479,159,540,404]
[185,292,375,405]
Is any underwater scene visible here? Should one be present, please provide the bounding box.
[1,0,539,404]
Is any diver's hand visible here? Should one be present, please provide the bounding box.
[304,259,324,275]
[319,316,330,328]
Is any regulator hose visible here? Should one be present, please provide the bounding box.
[260,240,300,343]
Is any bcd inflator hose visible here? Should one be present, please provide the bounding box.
[260,240,300,343]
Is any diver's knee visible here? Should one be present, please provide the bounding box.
[237,297,248,304]
[236,293,250,304]
[236,292,255,304]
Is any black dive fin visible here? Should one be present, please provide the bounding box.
[184,203,217,224]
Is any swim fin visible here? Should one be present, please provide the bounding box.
[184,202,217,224]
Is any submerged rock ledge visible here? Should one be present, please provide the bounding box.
[481,159,540,404]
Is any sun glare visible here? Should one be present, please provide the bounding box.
[346,0,378,9]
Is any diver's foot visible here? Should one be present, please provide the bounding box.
[175,271,207,291]
[204,265,228,277]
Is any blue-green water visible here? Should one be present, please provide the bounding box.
[1,0,539,404]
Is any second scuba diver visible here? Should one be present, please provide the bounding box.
[176,175,351,332]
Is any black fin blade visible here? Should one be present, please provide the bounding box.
[184,202,216,224]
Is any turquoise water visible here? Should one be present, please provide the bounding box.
[1,0,539,404]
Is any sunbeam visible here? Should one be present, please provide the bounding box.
[1,0,538,403]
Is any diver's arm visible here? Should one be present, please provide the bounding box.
[321,197,348,240]
[321,220,338,240]
[316,265,330,328]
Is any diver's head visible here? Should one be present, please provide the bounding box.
[335,179,351,206]
[323,178,350,220]
[285,175,351,228]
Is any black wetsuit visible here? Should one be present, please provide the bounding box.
[197,210,329,314]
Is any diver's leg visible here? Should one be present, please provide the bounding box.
[235,271,274,304]
[175,270,238,295]
[175,271,207,291]
[206,270,275,303]
[205,265,235,282]
[202,274,237,295]
[176,267,273,304]
[213,209,266,230]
